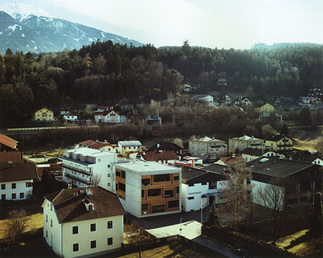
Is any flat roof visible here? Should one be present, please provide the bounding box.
[66,147,116,157]
[115,160,180,174]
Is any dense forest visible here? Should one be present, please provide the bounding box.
[0,40,322,127]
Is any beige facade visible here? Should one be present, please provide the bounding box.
[228,135,265,154]
[34,108,55,121]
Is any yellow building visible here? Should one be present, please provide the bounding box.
[265,134,294,151]
[34,108,55,121]
[255,103,275,113]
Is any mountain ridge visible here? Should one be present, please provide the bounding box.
[0,3,144,54]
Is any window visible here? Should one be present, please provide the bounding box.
[142,203,149,212]
[73,243,79,252]
[142,178,150,186]
[168,200,179,208]
[174,176,179,181]
[116,171,121,177]
[46,230,48,238]
[107,221,113,229]
[50,204,52,211]
[142,190,145,198]
[26,182,33,187]
[107,237,113,245]
[108,165,111,168]
[46,215,48,222]
[176,186,179,194]
[12,193,16,199]
[88,204,93,211]
[72,226,78,234]
[51,220,53,227]
[122,170,126,179]
[1,184,5,190]
[107,183,110,187]
[12,183,16,189]
[153,174,170,183]
[90,223,96,232]
[1,194,5,200]
[90,240,96,249]
[164,190,174,198]
[188,196,194,200]
[148,188,161,197]
[152,204,165,213]
[20,193,24,199]
[108,173,110,177]
[118,183,125,192]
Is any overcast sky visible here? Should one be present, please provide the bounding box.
[2,0,323,49]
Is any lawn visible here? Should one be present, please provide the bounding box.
[276,229,323,257]
[0,213,43,240]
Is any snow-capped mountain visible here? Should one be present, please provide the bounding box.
[0,3,143,54]
[0,3,52,22]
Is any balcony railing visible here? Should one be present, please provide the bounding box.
[62,164,93,176]
[65,173,92,185]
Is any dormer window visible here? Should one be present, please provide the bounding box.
[83,198,95,211]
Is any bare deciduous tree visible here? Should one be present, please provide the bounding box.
[220,162,253,231]
[6,209,29,243]
[91,174,102,187]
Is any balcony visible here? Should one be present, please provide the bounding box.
[62,164,93,176]
[65,173,92,185]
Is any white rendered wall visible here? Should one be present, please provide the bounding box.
[0,180,34,200]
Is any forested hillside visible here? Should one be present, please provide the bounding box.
[0,40,322,126]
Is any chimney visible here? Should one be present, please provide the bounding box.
[86,187,93,196]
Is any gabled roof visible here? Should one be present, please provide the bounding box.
[291,152,322,163]
[219,156,246,165]
[230,135,263,141]
[265,134,293,142]
[45,187,125,223]
[143,150,178,162]
[147,141,183,152]
[0,134,18,150]
[79,140,97,146]
[90,142,110,149]
[247,157,317,178]
[0,163,38,182]
[181,166,225,184]
[119,140,142,147]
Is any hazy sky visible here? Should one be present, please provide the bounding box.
[2,0,323,49]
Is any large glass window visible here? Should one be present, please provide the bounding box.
[118,183,125,192]
[154,174,170,183]
[152,204,165,213]
[164,190,174,198]
[142,178,150,186]
[148,188,161,197]
[142,203,149,212]
[168,200,179,208]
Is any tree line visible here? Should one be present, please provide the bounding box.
[0,40,322,127]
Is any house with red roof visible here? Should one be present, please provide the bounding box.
[42,186,125,257]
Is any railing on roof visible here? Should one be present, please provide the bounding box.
[62,164,93,176]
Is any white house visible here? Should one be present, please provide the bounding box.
[228,135,265,154]
[189,136,227,160]
[95,111,126,124]
[42,186,125,258]
[0,163,39,201]
[248,157,322,210]
[181,165,226,212]
[63,113,79,122]
[115,160,181,218]
[118,140,142,157]
[192,94,214,105]
[60,147,117,192]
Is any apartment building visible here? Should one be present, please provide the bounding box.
[60,147,117,191]
[115,160,181,217]
[189,136,227,160]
